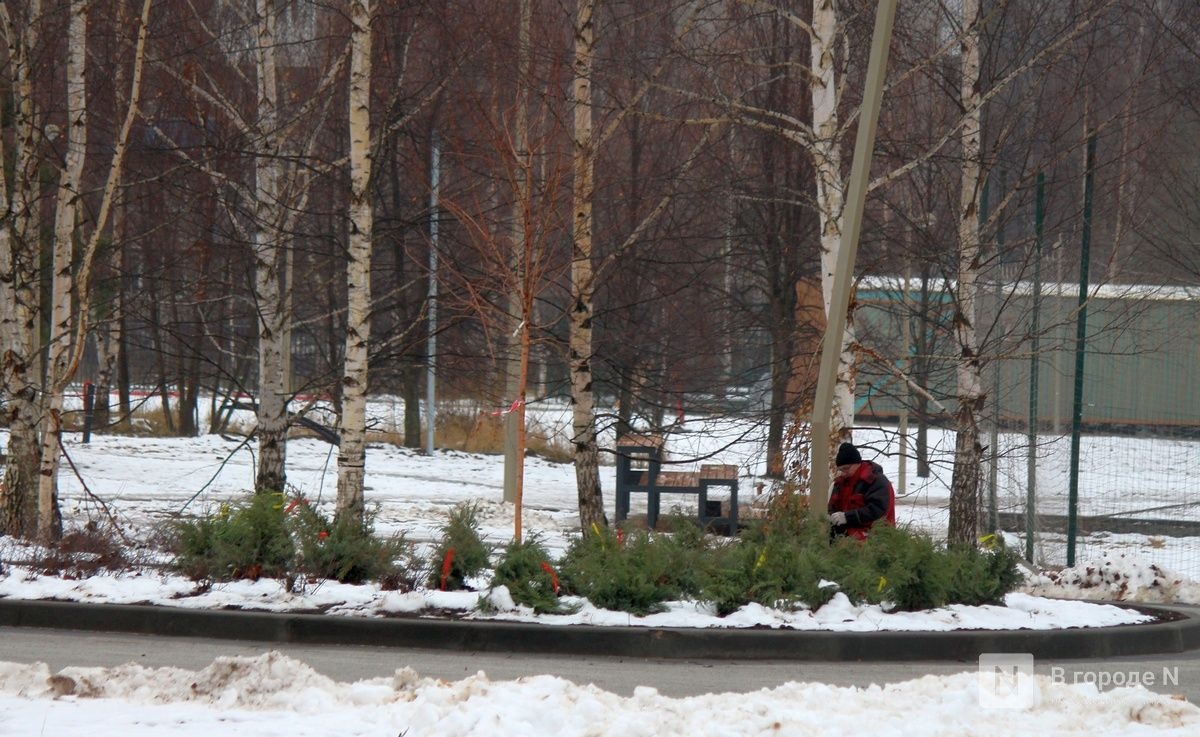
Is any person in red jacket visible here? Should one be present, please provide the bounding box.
[827,442,896,540]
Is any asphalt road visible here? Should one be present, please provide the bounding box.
[3,626,1200,702]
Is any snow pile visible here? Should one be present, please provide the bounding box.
[1,652,1197,736]
[478,590,1152,631]
[1023,552,1200,605]
[0,563,1153,631]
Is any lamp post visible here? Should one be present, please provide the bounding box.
[810,0,898,506]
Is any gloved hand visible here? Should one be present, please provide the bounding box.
[828,511,847,526]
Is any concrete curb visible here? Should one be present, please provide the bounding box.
[3,599,1199,661]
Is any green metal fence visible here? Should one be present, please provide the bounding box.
[855,277,1200,575]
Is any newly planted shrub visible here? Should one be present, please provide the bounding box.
[488,534,571,613]
[831,525,953,610]
[702,510,1024,615]
[288,501,415,586]
[558,523,710,615]
[703,512,836,615]
[427,502,490,590]
[944,536,1024,606]
[172,492,294,580]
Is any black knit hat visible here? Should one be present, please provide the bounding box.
[835,442,862,466]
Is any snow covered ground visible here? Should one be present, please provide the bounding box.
[0,394,1196,624]
[23,398,1200,562]
[1,652,1197,737]
[2,397,1198,734]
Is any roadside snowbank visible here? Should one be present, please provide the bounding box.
[1,652,1195,736]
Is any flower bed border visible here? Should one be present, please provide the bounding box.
[2,598,1198,661]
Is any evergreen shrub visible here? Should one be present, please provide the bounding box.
[172,492,294,580]
[557,519,711,615]
[488,534,572,613]
[702,510,1023,615]
[427,502,490,590]
[288,502,415,586]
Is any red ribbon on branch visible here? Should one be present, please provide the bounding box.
[439,548,457,591]
[539,561,560,594]
[487,399,524,417]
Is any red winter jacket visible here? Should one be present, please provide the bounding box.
[828,461,896,540]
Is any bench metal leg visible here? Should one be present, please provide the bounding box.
[729,481,738,534]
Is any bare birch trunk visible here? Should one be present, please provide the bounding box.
[0,0,45,538]
[811,0,855,449]
[37,0,90,540]
[570,0,606,531]
[949,0,984,546]
[336,0,374,523]
[253,0,289,494]
[93,213,124,430]
[32,0,151,537]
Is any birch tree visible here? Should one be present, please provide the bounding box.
[37,0,90,539]
[336,0,374,522]
[570,0,606,530]
[948,0,984,546]
[31,0,153,540]
[252,0,289,494]
[0,0,43,537]
[809,0,856,450]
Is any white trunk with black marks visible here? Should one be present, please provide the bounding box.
[570,0,605,531]
[93,230,124,429]
[0,0,44,538]
[950,0,983,546]
[336,0,373,523]
[253,0,288,494]
[36,0,88,540]
[811,0,855,448]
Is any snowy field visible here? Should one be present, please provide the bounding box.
[18,391,1200,577]
[0,394,1197,623]
[2,652,1197,737]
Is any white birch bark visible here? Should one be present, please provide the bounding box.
[336,0,374,522]
[949,0,984,546]
[570,0,606,531]
[810,0,855,448]
[36,0,89,540]
[33,0,151,539]
[0,0,45,537]
[253,0,289,494]
[93,212,124,430]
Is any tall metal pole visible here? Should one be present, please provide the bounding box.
[898,262,911,497]
[987,170,1007,535]
[1067,133,1096,567]
[810,0,898,505]
[426,136,441,456]
[1026,172,1045,563]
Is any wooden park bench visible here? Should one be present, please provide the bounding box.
[614,433,739,535]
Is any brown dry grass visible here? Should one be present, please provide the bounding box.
[56,397,574,464]
[430,409,573,463]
